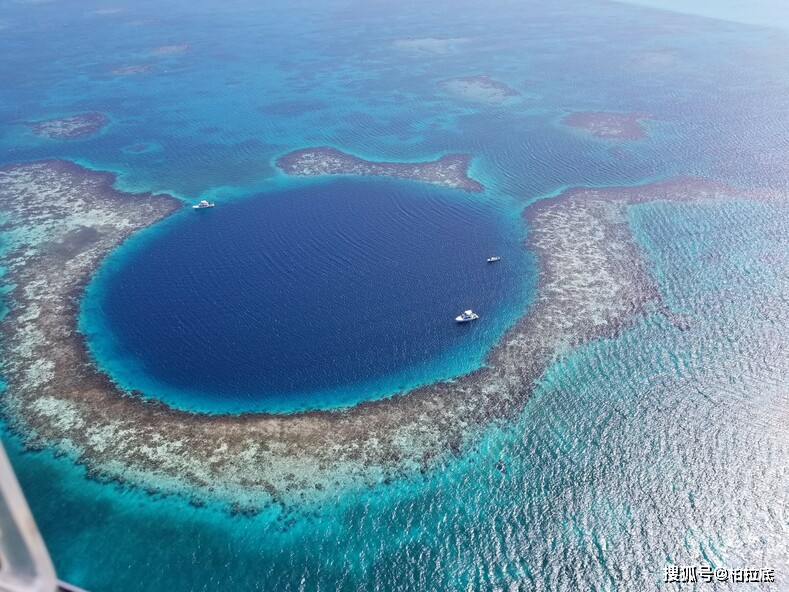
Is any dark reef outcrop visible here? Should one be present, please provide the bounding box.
[111,64,152,76]
[26,112,109,140]
[562,111,650,140]
[439,75,519,103]
[151,44,189,55]
[276,147,485,192]
[392,37,469,56]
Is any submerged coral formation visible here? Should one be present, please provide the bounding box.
[0,159,754,511]
[26,112,109,140]
[111,65,152,76]
[276,147,485,192]
[562,111,649,140]
[439,75,519,103]
[151,44,189,55]
[392,37,468,56]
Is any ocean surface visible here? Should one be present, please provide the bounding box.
[618,0,789,31]
[1,0,788,590]
[81,177,531,413]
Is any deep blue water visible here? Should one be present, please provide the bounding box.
[2,0,789,590]
[82,177,531,412]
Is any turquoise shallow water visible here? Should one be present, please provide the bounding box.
[2,0,789,589]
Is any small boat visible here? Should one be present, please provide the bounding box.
[455,309,479,323]
[486,256,502,263]
[193,200,215,209]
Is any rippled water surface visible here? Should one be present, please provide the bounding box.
[81,177,531,412]
[1,0,789,590]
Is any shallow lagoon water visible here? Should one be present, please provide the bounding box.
[2,0,789,590]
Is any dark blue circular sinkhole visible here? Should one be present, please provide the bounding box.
[82,177,533,413]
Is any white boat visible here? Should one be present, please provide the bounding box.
[455,309,479,323]
[486,256,502,263]
[193,200,215,209]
